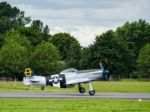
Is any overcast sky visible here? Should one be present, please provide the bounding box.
[1,0,150,46]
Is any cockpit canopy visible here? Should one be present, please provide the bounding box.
[60,68,78,74]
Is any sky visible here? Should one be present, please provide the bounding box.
[1,0,150,46]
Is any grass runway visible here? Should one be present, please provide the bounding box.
[0,98,150,112]
[0,81,150,112]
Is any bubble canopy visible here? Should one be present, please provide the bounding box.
[60,68,78,74]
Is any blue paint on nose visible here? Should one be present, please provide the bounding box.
[102,69,110,80]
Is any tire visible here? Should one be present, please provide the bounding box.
[41,86,44,90]
[89,90,95,96]
[79,87,85,93]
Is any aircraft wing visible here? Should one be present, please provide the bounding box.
[66,78,91,85]
[30,80,40,83]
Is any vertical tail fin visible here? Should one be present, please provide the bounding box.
[24,68,32,77]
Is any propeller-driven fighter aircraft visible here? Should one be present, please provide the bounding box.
[23,63,111,96]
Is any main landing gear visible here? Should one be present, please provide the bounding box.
[41,86,45,90]
[78,83,85,93]
[88,82,95,96]
[78,82,95,96]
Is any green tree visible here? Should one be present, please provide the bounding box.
[3,31,32,51]
[66,43,81,69]
[0,2,31,34]
[0,42,29,78]
[115,19,150,75]
[0,31,32,78]
[135,44,150,76]
[116,19,150,57]
[80,30,134,76]
[50,33,81,68]
[42,25,50,41]
[79,47,93,69]
[16,27,43,46]
[30,42,62,75]
[43,25,49,35]
[31,20,43,32]
[0,34,4,48]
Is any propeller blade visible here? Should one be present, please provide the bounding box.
[108,75,113,81]
[99,61,104,70]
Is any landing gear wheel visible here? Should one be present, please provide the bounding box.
[89,90,95,96]
[41,86,44,90]
[79,87,85,93]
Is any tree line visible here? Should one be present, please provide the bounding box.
[0,2,150,80]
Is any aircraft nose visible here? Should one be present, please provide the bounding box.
[102,69,110,80]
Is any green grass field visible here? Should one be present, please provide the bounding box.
[0,81,150,112]
[0,98,150,112]
[0,81,150,93]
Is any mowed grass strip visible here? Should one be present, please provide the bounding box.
[0,81,150,93]
[0,98,150,112]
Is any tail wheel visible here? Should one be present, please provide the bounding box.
[79,87,85,93]
[41,86,44,90]
[89,90,95,96]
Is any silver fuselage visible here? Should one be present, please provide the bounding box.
[23,68,104,88]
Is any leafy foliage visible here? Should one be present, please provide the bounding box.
[0,31,31,78]
[0,2,30,34]
[3,31,32,50]
[30,42,62,75]
[0,1,150,79]
[135,44,150,76]
[116,20,150,68]
[16,27,43,46]
[50,33,81,68]
[42,25,50,41]
[80,30,134,76]
[31,20,43,32]
[0,42,29,77]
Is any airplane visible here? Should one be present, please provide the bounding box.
[23,63,111,96]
